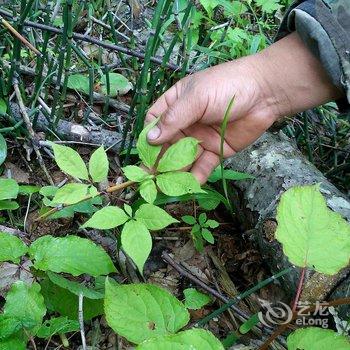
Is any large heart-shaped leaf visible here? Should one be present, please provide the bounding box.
[275,185,350,275]
[135,204,178,230]
[52,143,89,180]
[101,73,132,97]
[104,280,190,344]
[0,232,28,263]
[121,220,152,273]
[157,137,198,172]
[287,327,350,350]
[67,74,90,95]
[29,235,116,276]
[136,329,224,349]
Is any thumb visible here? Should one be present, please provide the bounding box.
[147,94,204,144]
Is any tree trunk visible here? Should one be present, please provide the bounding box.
[223,131,350,307]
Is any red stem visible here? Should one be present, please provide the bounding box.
[292,266,306,312]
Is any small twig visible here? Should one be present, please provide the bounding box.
[23,194,32,233]
[78,293,87,350]
[13,78,54,185]
[0,16,42,56]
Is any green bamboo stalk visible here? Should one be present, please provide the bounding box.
[56,0,74,126]
[102,65,110,119]
[196,267,294,327]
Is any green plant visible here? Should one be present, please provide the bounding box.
[182,212,219,251]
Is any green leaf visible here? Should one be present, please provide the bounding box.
[52,183,97,205]
[104,280,190,344]
[36,316,79,338]
[183,288,211,310]
[136,118,162,169]
[52,143,89,180]
[0,232,28,263]
[0,99,7,116]
[0,200,19,211]
[0,337,26,350]
[39,186,58,197]
[201,228,214,244]
[101,73,132,97]
[47,271,104,299]
[124,204,133,217]
[121,220,152,274]
[287,327,350,350]
[198,213,207,225]
[135,204,178,230]
[18,185,41,195]
[0,133,7,166]
[157,137,199,172]
[136,329,224,349]
[275,185,350,274]
[157,172,204,197]
[239,313,259,334]
[205,219,219,229]
[29,235,116,277]
[89,146,109,183]
[196,188,228,210]
[81,206,129,229]
[199,0,221,17]
[255,0,281,13]
[40,278,103,321]
[140,179,158,204]
[67,74,90,95]
[0,179,19,201]
[182,215,197,225]
[4,281,46,331]
[208,167,254,183]
[0,315,22,339]
[123,165,150,182]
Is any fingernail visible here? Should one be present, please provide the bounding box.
[147,126,161,140]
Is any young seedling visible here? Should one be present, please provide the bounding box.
[182,212,219,251]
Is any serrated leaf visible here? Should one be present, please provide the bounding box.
[29,235,116,276]
[4,281,46,331]
[47,271,104,299]
[136,329,224,349]
[287,327,350,350]
[208,167,254,183]
[201,228,214,244]
[123,165,150,182]
[0,232,27,263]
[182,215,197,225]
[52,183,97,205]
[140,179,157,204]
[89,146,109,183]
[101,73,132,97]
[52,143,89,180]
[40,278,103,321]
[0,179,19,201]
[275,185,350,274]
[137,118,162,169]
[67,74,90,95]
[36,317,79,338]
[198,213,207,225]
[255,0,281,13]
[0,201,19,211]
[157,137,198,172]
[183,288,211,310]
[157,172,204,196]
[135,204,178,230]
[121,220,152,274]
[205,219,219,228]
[0,315,22,339]
[104,280,190,344]
[81,206,129,229]
[0,133,7,166]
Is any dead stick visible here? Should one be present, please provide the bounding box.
[13,78,54,185]
[0,16,41,56]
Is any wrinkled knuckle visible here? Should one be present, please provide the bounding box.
[162,106,177,126]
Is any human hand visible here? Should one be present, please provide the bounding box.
[146,32,343,183]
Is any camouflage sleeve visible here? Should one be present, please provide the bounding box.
[276,0,350,107]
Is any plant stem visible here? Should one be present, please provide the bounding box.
[292,266,306,312]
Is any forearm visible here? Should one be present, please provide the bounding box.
[252,31,344,119]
